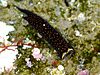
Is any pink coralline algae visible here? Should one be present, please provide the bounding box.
[32,48,43,61]
[77,69,89,75]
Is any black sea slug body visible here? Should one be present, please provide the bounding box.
[15,6,75,59]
